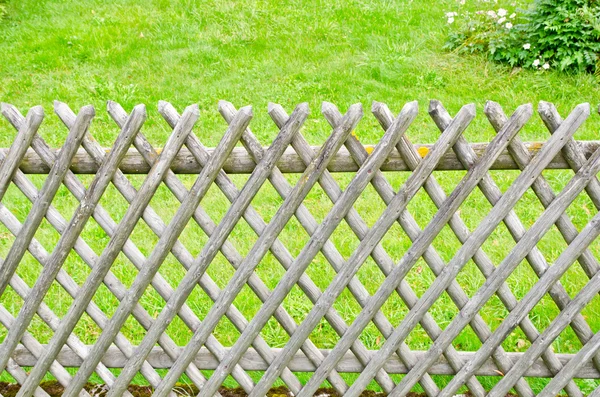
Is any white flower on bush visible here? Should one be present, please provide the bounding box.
[533,59,540,67]
[523,43,531,50]
[497,17,506,23]
[510,13,516,18]
[543,63,550,69]
[505,22,513,29]
[487,10,497,18]
[446,11,458,17]
[448,17,455,23]
[497,8,507,17]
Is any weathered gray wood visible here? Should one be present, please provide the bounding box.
[245,103,472,397]
[151,104,363,397]
[217,101,389,394]
[0,106,142,396]
[492,263,600,397]
[254,101,438,396]
[8,142,600,174]
[0,106,92,301]
[0,103,143,389]
[0,100,599,395]
[17,105,201,397]
[102,103,309,397]
[385,103,592,397]
[303,103,533,397]
[61,105,254,397]
[6,344,599,378]
[0,105,43,198]
[428,100,584,397]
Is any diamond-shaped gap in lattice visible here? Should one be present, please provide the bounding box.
[504,257,539,302]
[164,308,196,347]
[355,255,387,298]
[558,256,590,300]
[478,221,517,274]
[478,285,511,333]
[454,258,488,301]
[2,179,34,224]
[350,180,389,229]
[327,218,360,262]
[205,250,237,291]
[0,284,22,340]
[30,217,62,258]
[0,219,15,258]
[378,218,412,264]
[427,290,460,334]
[273,215,310,259]
[303,251,337,296]
[50,177,85,221]
[71,311,104,346]
[212,315,243,348]
[356,320,386,351]
[404,257,437,300]
[13,251,43,289]
[77,216,111,259]
[97,174,144,224]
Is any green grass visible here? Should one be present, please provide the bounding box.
[0,0,600,394]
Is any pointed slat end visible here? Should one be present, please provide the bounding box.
[218,100,234,112]
[131,104,147,117]
[348,102,363,116]
[484,100,502,115]
[28,105,45,117]
[461,103,476,118]
[538,101,553,114]
[157,100,169,112]
[268,102,285,116]
[107,100,123,113]
[79,104,96,118]
[575,102,591,117]
[428,99,443,115]
[400,100,419,118]
[295,102,309,117]
[238,105,253,118]
[183,103,199,117]
[267,102,278,113]
[322,101,339,115]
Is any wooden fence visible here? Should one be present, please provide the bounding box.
[0,99,599,397]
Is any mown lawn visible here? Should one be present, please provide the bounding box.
[0,0,599,394]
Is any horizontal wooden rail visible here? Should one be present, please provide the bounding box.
[8,345,600,379]
[0,99,599,397]
[8,142,600,173]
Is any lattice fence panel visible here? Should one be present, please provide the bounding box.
[0,99,598,397]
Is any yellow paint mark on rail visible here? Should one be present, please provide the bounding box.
[417,146,429,158]
[365,146,374,155]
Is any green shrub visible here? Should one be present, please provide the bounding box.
[445,0,600,73]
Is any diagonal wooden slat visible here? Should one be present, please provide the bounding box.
[0,102,142,388]
[257,101,448,396]
[155,100,348,394]
[382,103,591,397]
[15,105,201,397]
[0,100,598,396]
[301,103,534,397]
[59,105,254,397]
[227,103,473,397]
[0,105,44,202]
[74,103,305,397]
[0,106,90,300]
[102,102,315,397]
[426,100,586,397]
[148,104,363,397]
[1,103,192,395]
